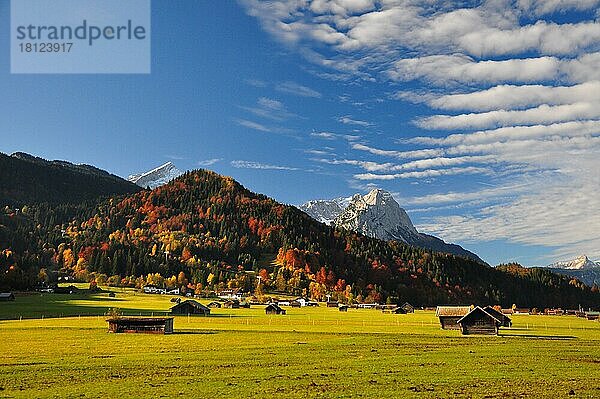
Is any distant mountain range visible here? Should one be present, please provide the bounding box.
[0,152,140,206]
[128,162,183,189]
[547,255,600,286]
[300,189,485,264]
[1,153,599,307]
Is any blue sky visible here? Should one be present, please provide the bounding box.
[1,1,599,266]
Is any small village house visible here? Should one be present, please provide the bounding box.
[436,306,471,330]
[106,317,174,334]
[170,300,210,315]
[326,300,339,308]
[207,301,222,308]
[338,305,349,312]
[457,307,502,335]
[265,303,286,315]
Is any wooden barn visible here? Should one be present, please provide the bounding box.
[400,302,415,313]
[338,305,349,312]
[483,306,512,327]
[223,300,240,309]
[0,293,15,301]
[457,307,502,335]
[326,301,339,308]
[171,300,210,315]
[436,306,471,330]
[207,301,222,308]
[265,303,286,315]
[106,317,174,334]
[391,306,407,314]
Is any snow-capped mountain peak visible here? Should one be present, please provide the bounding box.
[335,188,418,240]
[548,255,600,270]
[128,162,183,189]
[299,188,485,264]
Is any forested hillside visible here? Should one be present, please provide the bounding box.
[1,169,598,308]
[0,152,141,206]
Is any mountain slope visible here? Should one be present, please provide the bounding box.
[301,189,485,264]
[128,162,183,189]
[547,256,600,286]
[2,169,598,308]
[0,152,141,206]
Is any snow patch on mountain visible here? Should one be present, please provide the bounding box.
[299,196,352,225]
[128,162,183,189]
[300,188,485,264]
[548,255,599,270]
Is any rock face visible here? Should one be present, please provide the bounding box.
[128,162,183,189]
[299,197,350,225]
[335,190,418,242]
[547,255,600,286]
[300,188,486,264]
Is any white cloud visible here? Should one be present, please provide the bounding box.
[276,81,322,98]
[389,55,562,85]
[197,158,222,167]
[418,102,600,130]
[518,0,600,16]
[240,97,297,121]
[407,120,600,146]
[352,143,445,160]
[337,115,372,126]
[427,81,600,112]
[230,160,300,171]
[354,166,490,181]
[235,118,274,132]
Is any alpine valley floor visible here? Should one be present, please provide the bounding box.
[0,291,599,398]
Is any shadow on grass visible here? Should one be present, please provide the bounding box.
[499,333,577,340]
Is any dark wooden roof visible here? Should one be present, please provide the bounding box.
[483,306,511,322]
[171,300,209,311]
[436,306,471,317]
[457,307,501,324]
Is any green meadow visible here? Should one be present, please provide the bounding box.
[0,290,599,398]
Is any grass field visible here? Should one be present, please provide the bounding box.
[0,291,599,398]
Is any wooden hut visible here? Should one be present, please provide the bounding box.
[207,301,222,308]
[290,301,302,308]
[265,303,286,315]
[483,306,512,327]
[326,301,339,308]
[457,307,501,335]
[400,302,415,313]
[106,317,174,334]
[170,300,210,315]
[338,305,349,312]
[0,293,15,301]
[436,306,471,330]
[391,307,406,314]
[223,300,240,309]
